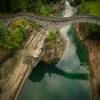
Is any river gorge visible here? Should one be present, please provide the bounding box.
[17,1,93,100]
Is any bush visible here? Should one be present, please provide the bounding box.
[48,29,53,40]
[0,23,7,40]
[30,22,40,30]
[84,23,100,34]
[6,28,25,49]
[0,20,40,50]
[79,0,100,38]
[79,2,90,14]
[72,0,82,6]
[0,0,57,16]
[0,25,26,50]
[83,23,100,38]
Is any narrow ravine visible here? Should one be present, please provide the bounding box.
[17,0,92,100]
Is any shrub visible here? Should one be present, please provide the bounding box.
[79,2,90,14]
[79,0,100,38]
[48,29,53,40]
[0,23,7,40]
[0,20,40,50]
[84,23,100,34]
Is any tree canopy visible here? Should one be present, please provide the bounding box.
[0,0,61,16]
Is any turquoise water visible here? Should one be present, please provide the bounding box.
[17,26,92,100]
[56,26,90,74]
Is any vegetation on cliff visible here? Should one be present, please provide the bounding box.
[0,20,40,51]
[43,30,66,62]
[79,0,100,16]
[78,0,100,38]
[0,20,41,93]
[0,19,40,66]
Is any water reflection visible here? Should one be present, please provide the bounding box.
[30,61,90,82]
[69,26,89,65]
[17,60,91,100]
[56,26,89,74]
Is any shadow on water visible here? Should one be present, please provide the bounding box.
[67,26,89,65]
[29,61,90,82]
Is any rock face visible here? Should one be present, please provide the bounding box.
[50,0,65,16]
[0,28,48,100]
[0,27,66,100]
[74,23,100,100]
[42,31,67,62]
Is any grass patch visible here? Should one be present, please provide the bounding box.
[79,0,100,38]
[46,29,54,46]
[84,0,100,16]
[48,29,53,40]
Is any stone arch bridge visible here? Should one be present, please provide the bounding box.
[0,13,100,30]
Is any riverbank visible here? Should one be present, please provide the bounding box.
[74,23,100,100]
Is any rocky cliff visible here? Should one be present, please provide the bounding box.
[42,30,66,62]
[74,23,100,100]
[0,26,66,100]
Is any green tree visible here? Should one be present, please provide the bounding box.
[79,0,100,38]
[84,23,100,36]
[10,0,27,13]
[79,1,90,14]
[0,0,59,15]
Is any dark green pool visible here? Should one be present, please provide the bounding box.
[17,26,92,100]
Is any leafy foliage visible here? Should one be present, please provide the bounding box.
[48,29,53,40]
[84,23,100,34]
[79,2,90,14]
[0,0,60,16]
[0,20,40,50]
[10,0,27,13]
[0,23,7,40]
[84,23,100,38]
[72,0,82,6]
[79,0,100,38]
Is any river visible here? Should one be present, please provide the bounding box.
[17,0,92,100]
